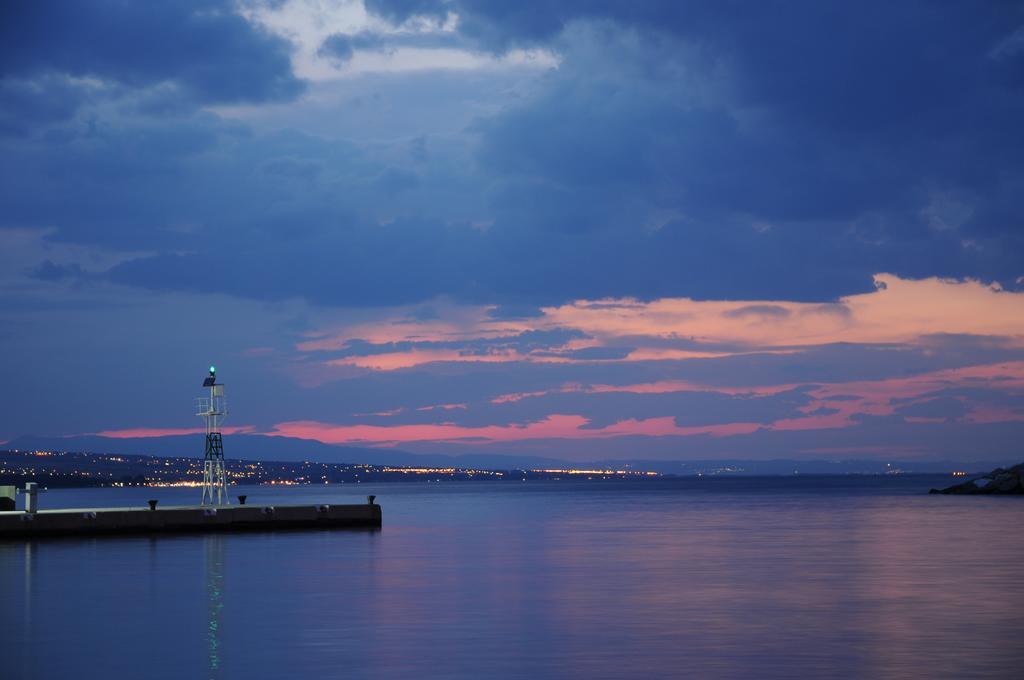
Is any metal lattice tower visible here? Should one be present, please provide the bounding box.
[196,366,229,506]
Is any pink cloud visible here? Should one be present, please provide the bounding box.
[96,357,1024,447]
[541,274,1024,349]
[599,417,764,438]
[491,384,589,404]
[293,274,1024,372]
[964,406,1024,424]
[327,348,521,370]
[263,414,766,446]
[91,279,1024,449]
[799,361,1024,426]
[588,361,1024,432]
[265,415,593,445]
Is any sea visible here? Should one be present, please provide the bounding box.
[2,476,1022,679]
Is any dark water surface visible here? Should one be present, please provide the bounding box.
[2,477,1022,679]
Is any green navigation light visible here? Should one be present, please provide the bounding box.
[210,365,216,374]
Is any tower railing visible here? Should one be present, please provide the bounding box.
[197,366,229,506]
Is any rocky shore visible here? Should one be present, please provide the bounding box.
[930,463,1024,495]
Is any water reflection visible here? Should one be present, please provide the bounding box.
[4,479,1024,679]
[23,540,36,626]
[0,541,36,679]
[205,535,225,680]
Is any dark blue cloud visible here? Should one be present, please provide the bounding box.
[0,0,303,108]
[321,328,587,360]
[892,396,969,422]
[2,0,1023,310]
[318,34,356,62]
[319,28,466,61]
[0,75,91,135]
[358,0,1024,301]
[29,260,89,282]
[892,385,1024,421]
[469,16,1024,298]
[4,1,1023,460]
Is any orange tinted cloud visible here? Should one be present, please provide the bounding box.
[297,304,525,352]
[98,276,1023,450]
[296,274,1024,371]
[99,361,1024,447]
[540,274,1024,347]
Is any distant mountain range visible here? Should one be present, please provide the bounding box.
[4,433,573,470]
[3,433,1009,476]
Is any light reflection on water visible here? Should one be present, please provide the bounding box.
[1,477,1022,679]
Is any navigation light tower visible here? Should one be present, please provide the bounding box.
[197,365,229,506]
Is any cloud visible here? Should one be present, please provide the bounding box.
[359,1,1024,300]
[892,397,969,423]
[394,417,1024,463]
[3,1,1024,464]
[318,28,469,64]
[278,276,1024,391]
[256,354,1024,459]
[318,33,356,63]
[217,276,1024,456]
[7,4,1024,307]
[0,0,304,109]
[266,414,770,446]
[29,260,89,282]
[724,305,791,320]
[0,75,95,136]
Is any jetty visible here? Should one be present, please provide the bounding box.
[0,367,383,539]
[0,488,381,539]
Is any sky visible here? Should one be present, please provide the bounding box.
[1,0,1023,463]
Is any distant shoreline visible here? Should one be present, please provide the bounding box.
[1,448,975,490]
[0,448,663,489]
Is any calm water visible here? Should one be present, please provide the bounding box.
[2,477,1022,679]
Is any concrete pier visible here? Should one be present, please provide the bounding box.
[0,485,15,511]
[0,502,381,539]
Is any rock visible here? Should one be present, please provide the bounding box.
[933,462,1024,495]
[995,475,1018,492]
